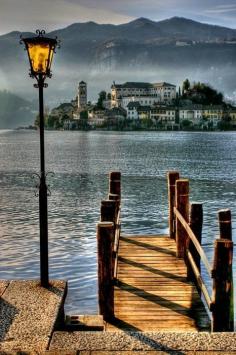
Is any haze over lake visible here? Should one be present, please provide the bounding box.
[0,130,235,314]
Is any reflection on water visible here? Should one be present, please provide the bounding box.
[0,130,235,315]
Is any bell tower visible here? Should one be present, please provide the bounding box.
[78,81,87,109]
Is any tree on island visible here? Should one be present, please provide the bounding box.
[181,80,224,105]
[181,119,192,129]
[182,78,190,93]
[34,107,50,127]
[96,91,107,110]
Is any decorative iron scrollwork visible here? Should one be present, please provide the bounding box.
[36,29,46,37]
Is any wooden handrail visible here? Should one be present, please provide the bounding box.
[186,250,212,310]
[113,208,121,279]
[174,207,212,278]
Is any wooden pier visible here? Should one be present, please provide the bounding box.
[107,235,210,332]
[0,171,235,353]
[97,171,234,333]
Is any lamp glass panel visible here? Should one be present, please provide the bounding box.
[28,43,52,74]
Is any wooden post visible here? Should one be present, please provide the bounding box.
[212,237,233,332]
[187,203,203,284]
[175,179,189,258]
[218,209,232,241]
[109,171,121,201]
[97,222,114,321]
[100,200,117,224]
[211,210,234,331]
[167,171,180,239]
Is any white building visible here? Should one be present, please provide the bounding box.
[179,105,203,125]
[111,81,176,107]
[127,102,140,120]
[153,82,176,103]
[122,96,161,110]
[150,107,176,126]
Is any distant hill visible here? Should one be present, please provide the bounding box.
[1,16,236,127]
[50,16,236,43]
[0,91,35,128]
[1,16,236,69]
[47,17,236,68]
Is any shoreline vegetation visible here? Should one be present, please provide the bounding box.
[17,125,236,132]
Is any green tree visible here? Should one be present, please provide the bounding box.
[34,114,39,127]
[34,114,49,127]
[53,116,61,129]
[178,86,181,97]
[181,119,192,128]
[182,81,224,105]
[47,115,57,128]
[182,79,190,93]
[97,91,106,110]
[141,117,153,129]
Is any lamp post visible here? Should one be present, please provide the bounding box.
[21,30,59,287]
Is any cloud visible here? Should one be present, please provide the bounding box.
[205,4,236,14]
[0,0,133,34]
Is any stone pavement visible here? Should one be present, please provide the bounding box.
[1,280,236,355]
[50,331,236,353]
[0,280,67,353]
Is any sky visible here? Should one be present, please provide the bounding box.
[0,0,236,35]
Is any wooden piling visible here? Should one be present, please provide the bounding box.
[175,179,189,258]
[212,237,233,332]
[97,221,114,321]
[187,203,203,284]
[167,171,180,239]
[212,209,234,331]
[109,171,121,201]
[100,200,117,224]
[218,209,232,241]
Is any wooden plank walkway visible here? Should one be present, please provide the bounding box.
[106,235,210,332]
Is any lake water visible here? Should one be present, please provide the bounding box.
[0,130,235,315]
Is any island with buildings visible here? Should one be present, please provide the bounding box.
[39,79,236,131]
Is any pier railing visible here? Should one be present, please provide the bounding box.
[97,172,121,321]
[168,171,234,332]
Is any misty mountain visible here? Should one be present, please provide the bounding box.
[47,17,236,67]
[1,17,236,69]
[0,90,36,128]
[51,16,236,43]
[1,17,236,127]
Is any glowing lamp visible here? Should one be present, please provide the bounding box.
[21,30,58,78]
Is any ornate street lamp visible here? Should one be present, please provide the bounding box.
[20,30,59,287]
